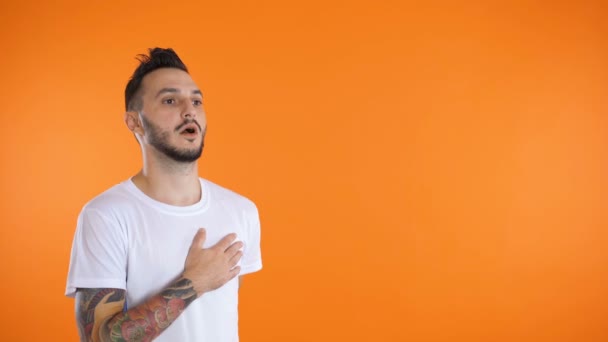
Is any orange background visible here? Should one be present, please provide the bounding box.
[1,1,607,341]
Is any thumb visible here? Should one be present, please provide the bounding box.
[190,228,206,250]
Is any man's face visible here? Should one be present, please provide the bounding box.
[137,68,207,163]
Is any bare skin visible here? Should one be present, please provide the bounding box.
[75,68,244,341]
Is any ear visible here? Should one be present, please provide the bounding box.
[125,111,144,136]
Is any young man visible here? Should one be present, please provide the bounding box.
[65,48,262,342]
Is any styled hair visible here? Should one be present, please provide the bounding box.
[124,48,189,111]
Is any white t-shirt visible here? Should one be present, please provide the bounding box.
[65,178,262,342]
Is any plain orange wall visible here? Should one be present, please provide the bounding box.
[1,1,607,341]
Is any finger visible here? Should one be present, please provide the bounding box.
[225,241,244,256]
[229,250,243,266]
[190,228,206,250]
[214,233,237,251]
[227,266,241,281]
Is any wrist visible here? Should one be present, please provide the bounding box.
[180,274,206,298]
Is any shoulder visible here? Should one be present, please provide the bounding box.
[73,182,134,243]
[202,178,258,213]
[80,181,136,219]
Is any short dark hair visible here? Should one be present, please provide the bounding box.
[124,48,189,111]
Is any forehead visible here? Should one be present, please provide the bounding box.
[140,68,199,95]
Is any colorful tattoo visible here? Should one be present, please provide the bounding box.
[76,278,197,342]
[76,288,125,342]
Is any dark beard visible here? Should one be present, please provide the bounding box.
[141,115,205,163]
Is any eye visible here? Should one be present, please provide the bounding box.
[162,98,176,105]
[192,99,203,106]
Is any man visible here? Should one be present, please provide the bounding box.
[65,48,262,342]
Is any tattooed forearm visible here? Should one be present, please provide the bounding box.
[106,279,196,341]
[76,288,126,342]
[106,278,197,341]
[75,278,197,342]
[161,278,198,306]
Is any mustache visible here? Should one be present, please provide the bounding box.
[175,119,202,132]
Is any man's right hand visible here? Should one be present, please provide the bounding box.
[182,228,243,297]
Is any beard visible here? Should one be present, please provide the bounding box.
[141,115,205,163]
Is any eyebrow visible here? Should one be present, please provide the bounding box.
[155,88,203,98]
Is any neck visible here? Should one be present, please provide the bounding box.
[132,149,202,206]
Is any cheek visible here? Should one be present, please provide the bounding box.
[197,113,208,129]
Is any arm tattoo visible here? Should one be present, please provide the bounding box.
[76,288,126,342]
[76,278,197,342]
[108,278,197,341]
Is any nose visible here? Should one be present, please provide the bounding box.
[181,101,198,120]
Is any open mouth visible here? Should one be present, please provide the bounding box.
[179,123,199,136]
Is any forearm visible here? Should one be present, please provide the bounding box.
[77,277,198,342]
[102,277,197,342]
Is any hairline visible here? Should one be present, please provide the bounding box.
[127,67,193,112]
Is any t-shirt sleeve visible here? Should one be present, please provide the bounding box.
[65,207,128,297]
[240,203,262,275]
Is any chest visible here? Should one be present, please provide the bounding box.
[121,203,246,304]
